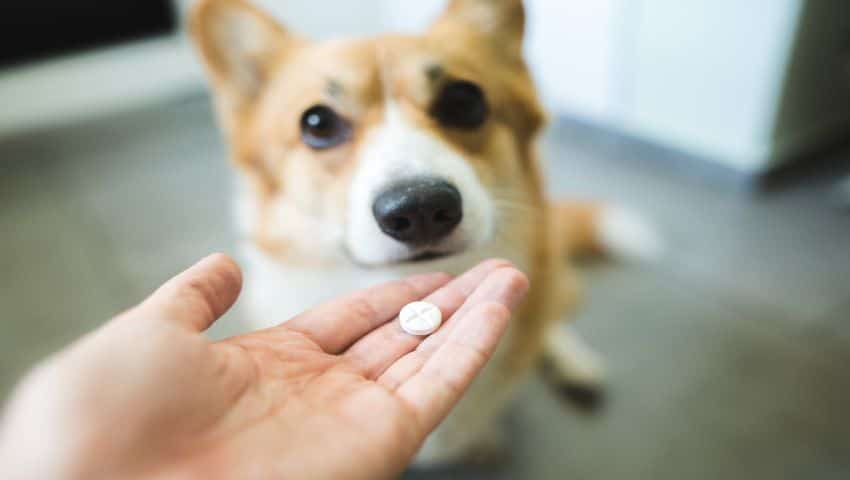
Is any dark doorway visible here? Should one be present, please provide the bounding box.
[0,1,177,68]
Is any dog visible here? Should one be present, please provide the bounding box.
[190,0,659,465]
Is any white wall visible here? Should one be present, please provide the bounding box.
[380,0,442,33]
[186,0,386,38]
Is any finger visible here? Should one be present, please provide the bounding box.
[135,253,243,332]
[345,259,520,379]
[395,301,516,434]
[284,272,452,353]
[376,266,529,389]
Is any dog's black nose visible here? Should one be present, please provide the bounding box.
[372,178,463,245]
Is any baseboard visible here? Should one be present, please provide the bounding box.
[0,35,205,141]
[550,115,759,192]
[551,114,850,194]
[757,132,850,192]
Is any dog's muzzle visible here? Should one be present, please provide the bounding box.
[372,177,463,246]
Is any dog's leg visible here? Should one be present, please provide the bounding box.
[541,323,607,411]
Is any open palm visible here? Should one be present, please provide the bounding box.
[0,255,528,480]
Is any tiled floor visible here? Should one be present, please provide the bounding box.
[1,98,849,479]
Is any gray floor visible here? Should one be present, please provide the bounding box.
[1,98,849,479]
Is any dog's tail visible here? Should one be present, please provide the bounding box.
[553,201,663,262]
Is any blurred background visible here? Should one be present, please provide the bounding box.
[1,1,849,479]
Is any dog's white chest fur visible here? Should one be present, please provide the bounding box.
[239,243,527,329]
[240,244,397,327]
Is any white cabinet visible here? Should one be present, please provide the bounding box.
[528,0,850,173]
[621,0,804,171]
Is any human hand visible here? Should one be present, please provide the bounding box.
[0,255,528,480]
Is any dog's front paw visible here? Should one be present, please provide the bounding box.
[541,360,607,413]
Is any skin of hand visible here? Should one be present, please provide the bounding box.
[0,254,529,480]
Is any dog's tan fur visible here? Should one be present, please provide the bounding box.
[191,0,616,464]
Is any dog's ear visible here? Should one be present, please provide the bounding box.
[430,0,526,59]
[190,0,300,109]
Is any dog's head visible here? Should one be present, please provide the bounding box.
[191,0,545,267]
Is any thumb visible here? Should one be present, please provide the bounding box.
[135,253,243,332]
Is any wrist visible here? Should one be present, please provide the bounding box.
[0,363,94,480]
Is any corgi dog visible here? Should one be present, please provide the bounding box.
[190,0,659,465]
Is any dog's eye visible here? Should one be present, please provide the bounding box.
[300,105,352,149]
[430,80,489,130]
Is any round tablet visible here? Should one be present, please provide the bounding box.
[399,301,443,336]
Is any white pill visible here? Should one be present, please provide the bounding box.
[399,301,443,336]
